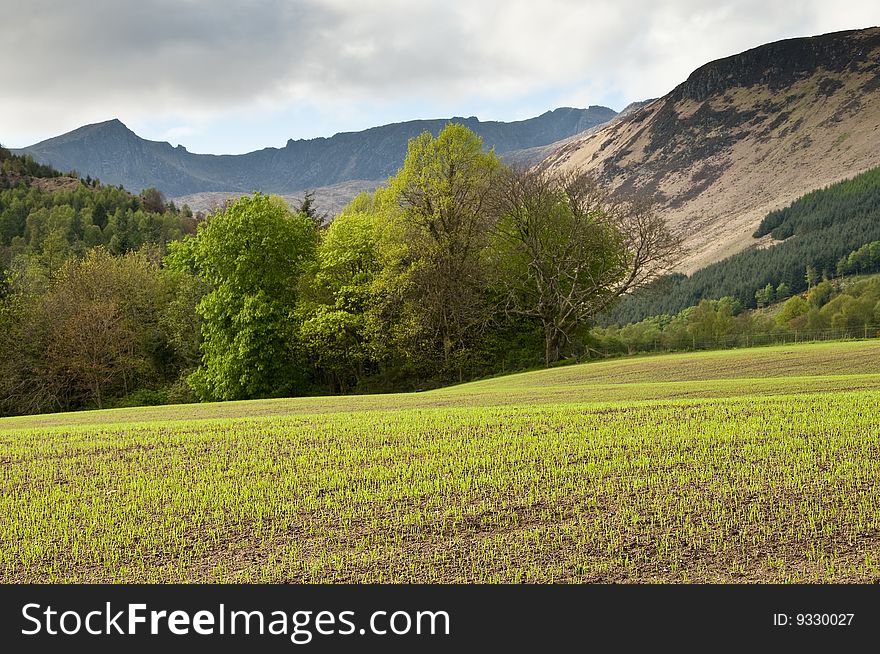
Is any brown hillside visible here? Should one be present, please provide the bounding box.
[172,179,382,218]
[541,27,880,273]
[29,176,81,193]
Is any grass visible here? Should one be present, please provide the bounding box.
[2,340,880,583]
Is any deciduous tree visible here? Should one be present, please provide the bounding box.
[167,193,318,400]
[489,167,682,365]
[389,123,501,376]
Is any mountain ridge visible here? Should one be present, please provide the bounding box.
[13,107,618,198]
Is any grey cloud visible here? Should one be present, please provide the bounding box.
[4,0,335,102]
[2,0,879,147]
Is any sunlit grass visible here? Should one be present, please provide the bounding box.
[2,340,880,582]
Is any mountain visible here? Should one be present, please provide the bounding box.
[540,27,880,273]
[503,100,655,169]
[13,107,617,202]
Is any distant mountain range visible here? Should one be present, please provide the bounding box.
[13,107,618,204]
[542,27,880,273]
[12,27,880,277]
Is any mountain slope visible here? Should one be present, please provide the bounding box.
[503,101,655,170]
[172,180,381,218]
[541,27,880,273]
[607,164,880,323]
[14,107,617,198]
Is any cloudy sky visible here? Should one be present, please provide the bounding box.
[2,0,879,153]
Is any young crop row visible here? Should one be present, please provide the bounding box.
[2,389,879,583]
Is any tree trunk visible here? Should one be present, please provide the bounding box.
[544,324,562,367]
[93,378,103,409]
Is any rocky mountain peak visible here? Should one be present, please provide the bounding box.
[672,27,880,102]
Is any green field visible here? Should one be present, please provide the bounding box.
[3,341,880,583]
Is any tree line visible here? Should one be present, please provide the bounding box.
[0,127,680,415]
[593,274,880,356]
[0,146,60,181]
[0,145,203,414]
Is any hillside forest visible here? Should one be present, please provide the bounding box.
[0,126,680,415]
[1,126,879,417]
[610,166,880,323]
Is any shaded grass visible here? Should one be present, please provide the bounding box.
[4,340,880,429]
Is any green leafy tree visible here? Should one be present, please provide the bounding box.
[775,282,791,300]
[837,240,880,276]
[776,295,809,327]
[686,297,738,346]
[0,248,169,413]
[388,123,502,376]
[807,280,834,308]
[159,267,209,381]
[298,198,387,391]
[755,283,775,308]
[167,193,318,401]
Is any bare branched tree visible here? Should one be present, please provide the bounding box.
[489,167,683,365]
